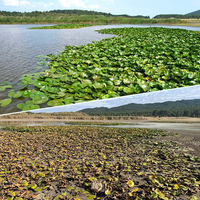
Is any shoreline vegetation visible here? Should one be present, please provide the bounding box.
[28,23,94,29]
[1,112,200,123]
[1,10,200,26]
[0,9,188,25]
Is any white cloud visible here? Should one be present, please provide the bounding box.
[59,0,86,8]
[59,0,99,9]
[3,0,30,6]
[37,2,54,8]
[3,0,19,6]
[88,4,99,9]
[20,1,30,6]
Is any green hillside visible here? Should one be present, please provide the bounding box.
[80,99,200,117]
[153,9,200,19]
[186,9,200,15]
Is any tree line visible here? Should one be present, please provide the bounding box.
[154,14,200,19]
[0,10,184,24]
[0,10,149,18]
[80,99,200,118]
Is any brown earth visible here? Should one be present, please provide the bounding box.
[0,116,200,158]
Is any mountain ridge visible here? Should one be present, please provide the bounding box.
[80,99,200,117]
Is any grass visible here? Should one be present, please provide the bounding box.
[28,24,94,29]
[0,125,199,199]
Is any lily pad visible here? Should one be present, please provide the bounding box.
[47,99,64,107]
[0,81,10,86]
[0,98,12,107]
[17,100,40,111]
[8,91,22,98]
[0,85,12,91]
[30,91,49,104]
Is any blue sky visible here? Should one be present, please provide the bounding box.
[31,85,200,113]
[0,0,199,18]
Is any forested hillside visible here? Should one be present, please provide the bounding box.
[80,99,200,117]
[186,9,200,15]
[153,14,200,19]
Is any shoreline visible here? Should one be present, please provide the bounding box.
[0,22,200,27]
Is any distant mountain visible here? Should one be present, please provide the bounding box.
[186,9,200,15]
[153,10,200,19]
[80,99,200,117]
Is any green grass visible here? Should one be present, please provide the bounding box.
[29,23,94,29]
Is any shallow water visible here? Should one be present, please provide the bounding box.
[0,24,200,114]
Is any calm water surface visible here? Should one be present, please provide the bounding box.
[0,24,200,114]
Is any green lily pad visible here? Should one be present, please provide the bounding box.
[123,87,134,94]
[21,90,33,98]
[30,91,49,104]
[17,100,40,111]
[0,98,12,107]
[47,99,64,107]
[93,82,105,89]
[0,86,6,92]
[0,81,10,86]
[8,91,22,98]
[0,85,12,91]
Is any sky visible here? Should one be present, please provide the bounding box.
[31,85,200,113]
[0,0,200,18]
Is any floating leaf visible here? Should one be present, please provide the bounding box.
[17,100,40,111]
[0,81,10,85]
[8,91,22,98]
[123,87,134,94]
[0,85,12,91]
[0,98,12,107]
[47,99,64,107]
[30,91,49,104]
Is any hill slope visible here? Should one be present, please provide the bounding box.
[186,9,200,15]
[80,99,200,117]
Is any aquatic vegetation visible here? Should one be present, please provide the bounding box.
[1,27,200,111]
[29,24,94,29]
[0,126,199,199]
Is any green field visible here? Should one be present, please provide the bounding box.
[0,126,199,199]
[1,27,200,111]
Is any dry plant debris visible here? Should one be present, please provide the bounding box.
[0,126,199,200]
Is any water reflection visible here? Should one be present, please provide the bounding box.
[0,120,66,127]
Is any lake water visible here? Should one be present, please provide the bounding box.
[1,24,200,114]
